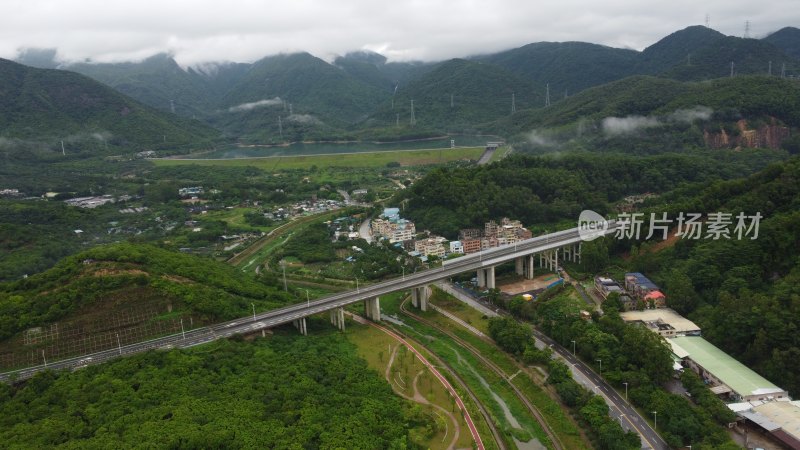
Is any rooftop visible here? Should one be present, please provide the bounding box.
[670,336,785,399]
[753,401,800,442]
[620,308,701,335]
[625,272,659,290]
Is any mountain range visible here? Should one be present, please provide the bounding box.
[8,25,800,145]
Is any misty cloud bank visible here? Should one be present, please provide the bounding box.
[602,106,713,135]
[287,114,321,124]
[228,98,283,113]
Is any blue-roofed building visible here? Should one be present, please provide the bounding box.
[382,207,401,222]
[625,272,665,305]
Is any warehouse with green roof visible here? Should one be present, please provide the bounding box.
[669,336,788,403]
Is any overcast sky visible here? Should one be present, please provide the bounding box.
[1,0,797,66]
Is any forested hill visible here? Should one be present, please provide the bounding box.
[475,41,640,96]
[66,53,216,118]
[398,151,778,239]
[14,24,798,143]
[0,335,414,448]
[763,27,800,59]
[627,156,800,396]
[365,58,545,133]
[488,75,800,153]
[0,243,295,341]
[0,58,219,150]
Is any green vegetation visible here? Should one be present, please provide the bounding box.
[527,287,737,448]
[400,152,780,238]
[627,156,800,397]
[0,58,218,149]
[0,243,294,341]
[368,58,545,132]
[346,318,480,449]
[0,335,415,448]
[154,147,485,170]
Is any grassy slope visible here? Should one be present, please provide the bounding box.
[153,147,486,170]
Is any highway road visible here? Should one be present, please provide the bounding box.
[1,221,619,383]
[532,330,669,450]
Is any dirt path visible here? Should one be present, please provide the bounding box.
[349,313,485,450]
[401,299,565,450]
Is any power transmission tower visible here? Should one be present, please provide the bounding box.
[545,84,551,107]
[782,63,786,78]
[450,93,454,108]
[289,104,293,115]
[410,100,416,126]
[396,114,399,128]
[511,93,516,114]
[278,116,283,139]
[564,89,568,99]
[170,99,175,114]
[705,14,710,28]
[687,53,691,66]
[730,61,735,77]
[744,20,751,38]
[769,61,772,76]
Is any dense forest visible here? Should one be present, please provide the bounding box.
[399,151,786,238]
[0,335,416,448]
[625,156,800,396]
[0,243,296,340]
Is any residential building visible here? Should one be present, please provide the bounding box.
[625,272,666,305]
[459,229,481,240]
[620,309,701,337]
[462,239,481,254]
[595,276,625,298]
[449,241,464,254]
[414,238,446,258]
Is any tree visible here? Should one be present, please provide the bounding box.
[664,269,698,315]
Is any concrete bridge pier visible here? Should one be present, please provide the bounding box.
[411,286,430,311]
[476,266,496,289]
[573,243,581,263]
[293,317,308,335]
[540,249,559,272]
[515,257,524,276]
[524,254,535,279]
[364,297,381,321]
[329,307,345,331]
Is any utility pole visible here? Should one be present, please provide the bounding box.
[42,350,47,367]
[396,114,399,128]
[252,303,256,321]
[545,83,551,107]
[278,116,283,140]
[409,100,416,126]
[769,61,772,76]
[450,93,454,108]
[730,61,735,78]
[61,141,65,156]
[170,99,175,114]
[280,259,288,291]
[180,318,186,340]
[511,93,516,114]
[116,332,122,355]
[782,63,786,78]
